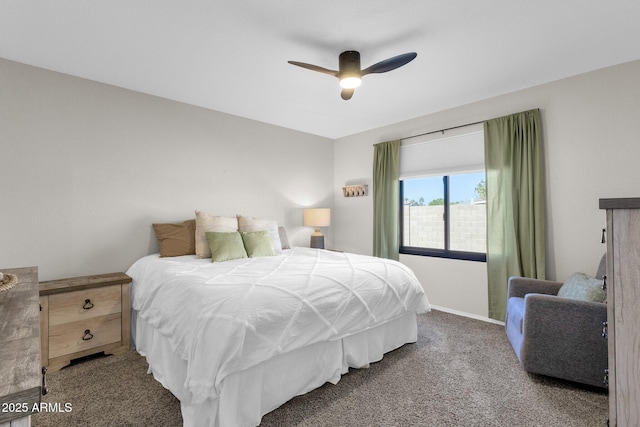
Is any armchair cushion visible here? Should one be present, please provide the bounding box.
[557,273,606,303]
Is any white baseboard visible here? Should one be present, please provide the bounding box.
[429,304,505,326]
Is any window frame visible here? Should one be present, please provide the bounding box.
[399,176,487,263]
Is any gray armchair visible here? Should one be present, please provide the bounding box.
[505,256,608,388]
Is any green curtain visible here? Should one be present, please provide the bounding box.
[484,109,545,321]
[373,140,400,260]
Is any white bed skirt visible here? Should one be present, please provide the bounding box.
[133,310,418,427]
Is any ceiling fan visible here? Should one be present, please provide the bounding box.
[288,50,417,100]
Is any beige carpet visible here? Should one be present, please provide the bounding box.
[33,310,608,426]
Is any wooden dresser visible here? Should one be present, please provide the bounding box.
[39,272,131,372]
[0,267,41,427]
[600,198,640,427]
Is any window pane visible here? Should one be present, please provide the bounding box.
[402,176,444,249]
[449,172,486,253]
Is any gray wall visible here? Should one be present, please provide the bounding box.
[0,58,334,281]
[4,56,639,320]
[333,59,640,320]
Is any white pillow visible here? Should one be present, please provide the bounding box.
[237,215,282,254]
[195,211,238,258]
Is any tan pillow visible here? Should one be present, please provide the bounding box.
[237,215,282,253]
[152,220,196,257]
[195,211,238,258]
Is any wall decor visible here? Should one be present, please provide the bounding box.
[342,184,368,197]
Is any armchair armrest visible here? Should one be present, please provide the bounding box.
[520,293,608,387]
[507,276,563,299]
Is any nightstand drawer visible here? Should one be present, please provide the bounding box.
[48,312,121,358]
[40,272,131,372]
[49,284,122,326]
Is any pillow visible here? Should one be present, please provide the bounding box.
[206,231,248,262]
[557,273,606,303]
[237,215,283,254]
[278,226,290,250]
[241,230,276,258]
[152,220,196,257]
[195,211,238,258]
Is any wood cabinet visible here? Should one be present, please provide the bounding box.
[600,198,640,427]
[39,272,131,372]
[0,267,41,427]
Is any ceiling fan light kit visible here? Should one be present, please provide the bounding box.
[288,50,417,100]
[338,51,362,89]
[340,76,361,89]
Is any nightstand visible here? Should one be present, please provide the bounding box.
[39,272,131,372]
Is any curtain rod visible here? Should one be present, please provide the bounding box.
[400,120,484,141]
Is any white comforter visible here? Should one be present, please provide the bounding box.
[127,247,429,405]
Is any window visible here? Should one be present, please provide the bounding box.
[398,129,486,262]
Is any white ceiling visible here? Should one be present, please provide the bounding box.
[2,1,640,139]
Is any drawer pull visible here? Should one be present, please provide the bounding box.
[83,299,94,310]
[42,367,48,395]
[82,329,94,341]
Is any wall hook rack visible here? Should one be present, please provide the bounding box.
[342,184,368,197]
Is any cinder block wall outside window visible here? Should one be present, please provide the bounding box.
[403,205,486,253]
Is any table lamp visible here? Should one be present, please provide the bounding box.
[304,208,331,249]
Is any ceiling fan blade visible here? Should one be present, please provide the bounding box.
[288,61,339,77]
[341,88,355,100]
[361,52,417,76]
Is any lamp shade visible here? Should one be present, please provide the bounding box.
[303,208,331,227]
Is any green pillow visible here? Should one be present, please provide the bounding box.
[241,230,276,258]
[557,273,606,303]
[205,231,248,262]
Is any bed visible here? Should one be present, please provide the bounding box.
[127,246,430,427]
